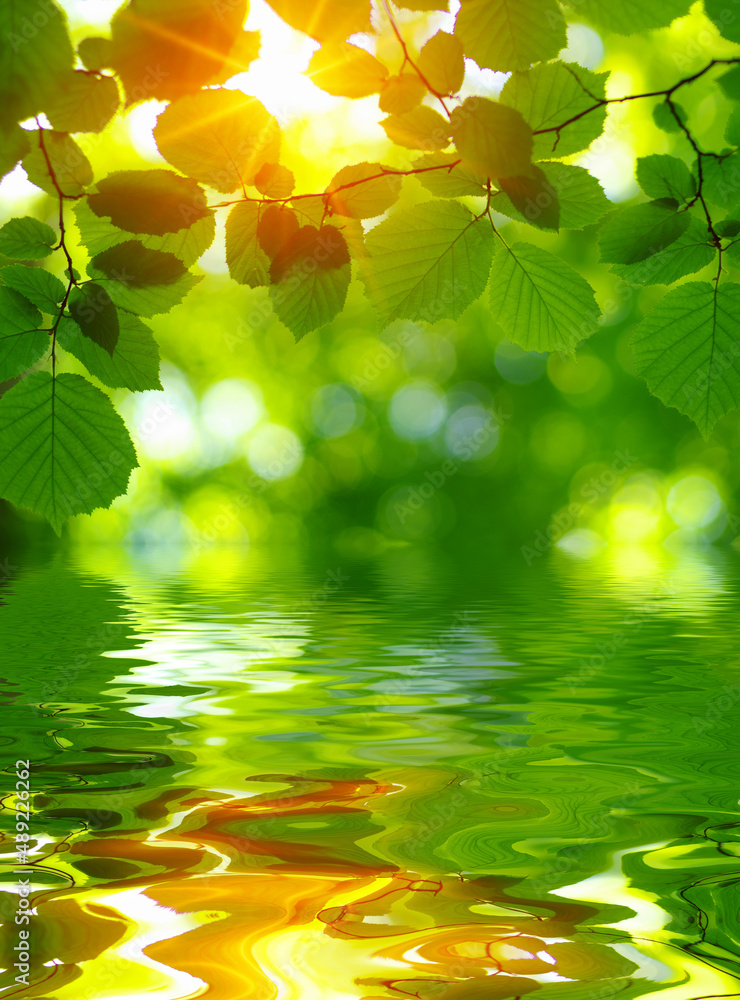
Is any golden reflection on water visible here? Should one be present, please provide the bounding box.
[3,545,740,999]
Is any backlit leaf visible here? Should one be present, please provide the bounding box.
[0,217,56,259]
[360,200,494,322]
[87,248,200,318]
[412,152,487,197]
[562,0,691,32]
[154,90,280,193]
[0,287,47,381]
[0,371,137,533]
[90,242,187,288]
[74,196,215,267]
[450,98,533,180]
[208,30,260,84]
[500,62,608,159]
[269,225,351,339]
[23,130,93,197]
[57,313,161,392]
[68,282,119,355]
[632,281,740,436]
[0,0,75,126]
[493,162,610,229]
[609,216,714,285]
[698,0,740,42]
[636,154,696,202]
[382,106,451,151]
[455,0,566,73]
[266,0,370,41]
[45,71,119,133]
[701,153,740,213]
[309,43,388,98]
[598,200,690,265]
[110,0,248,102]
[326,162,402,219]
[417,32,464,95]
[258,205,301,259]
[254,164,295,199]
[0,124,30,181]
[77,37,113,72]
[225,202,271,288]
[87,170,211,236]
[379,74,427,115]
[496,169,560,230]
[0,265,65,313]
[489,242,600,354]
[653,101,685,133]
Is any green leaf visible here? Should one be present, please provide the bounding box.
[598,200,690,265]
[562,0,691,32]
[23,130,93,197]
[225,202,271,288]
[495,168,560,230]
[726,109,740,147]
[718,66,740,102]
[0,287,48,381]
[257,206,300,259]
[207,30,260,85]
[254,163,295,199]
[0,371,137,534]
[77,37,113,72]
[489,242,600,354]
[0,265,66,313]
[154,90,281,193]
[381,106,451,151]
[265,0,370,42]
[454,0,566,73]
[291,198,367,259]
[704,0,740,43]
[0,124,30,181]
[417,32,464,95]
[110,0,248,102]
[653,101,686,133]
[57,313,161,392]
[360,200,495,323]
[74,196,215,268]
[636,154,696,202]
[86,241,198,317]
[0,0,75,127]
[632,282,740,436]
[451,98,533,180]
[609,216,714,285]
[701,153,740,213]
[68,283,119,355]
[0,217,56,259]
[87,170,212,237]
[412,152,487,197]
[268,225,351,339]
[500,62,608,160]
[326,162,402,219]
[378,74,427,115]
[308,42,388,99]
[86,264,201,318]
[89,241,187,288]
[493,162,610,229]
[45,70,119,133]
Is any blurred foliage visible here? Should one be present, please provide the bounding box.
[1,1,740,552]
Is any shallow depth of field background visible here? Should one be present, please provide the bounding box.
[2,0,739,559]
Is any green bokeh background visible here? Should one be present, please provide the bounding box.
[2,0,739,556]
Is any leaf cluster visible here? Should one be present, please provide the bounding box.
[1,0,740,532]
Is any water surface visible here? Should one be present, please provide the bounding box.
[1,545,739,999]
